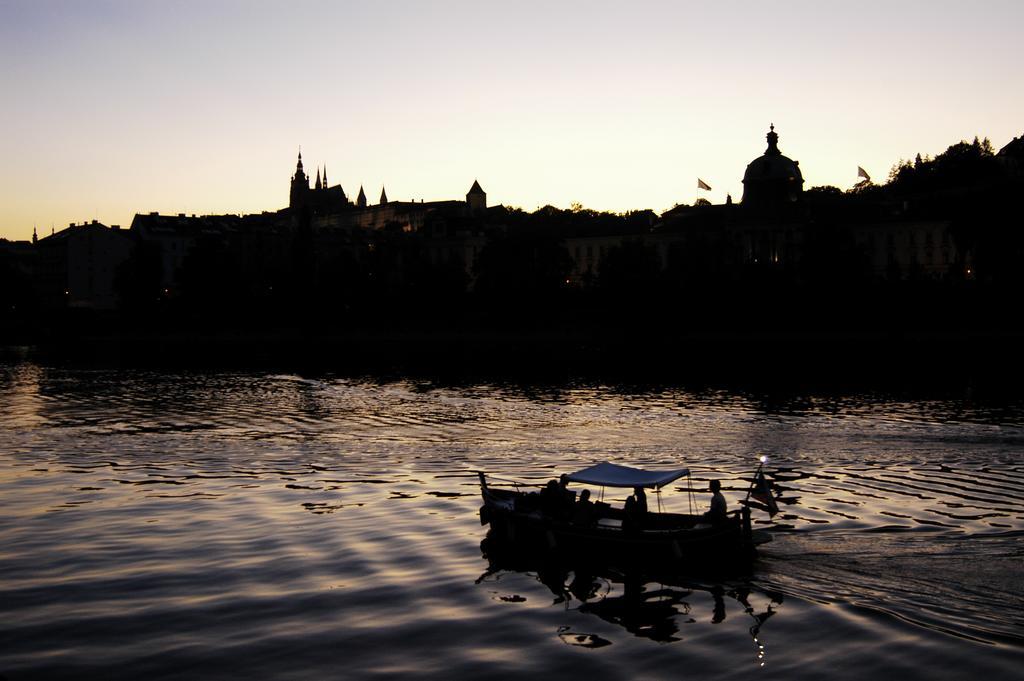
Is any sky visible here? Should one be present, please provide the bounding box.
[1,0,1022,241]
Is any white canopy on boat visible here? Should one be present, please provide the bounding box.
[565,462,690,489]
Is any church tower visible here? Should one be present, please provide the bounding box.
[289,150,310,209]
[357,185,367,208]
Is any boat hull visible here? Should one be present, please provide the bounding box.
[480,485,758,571]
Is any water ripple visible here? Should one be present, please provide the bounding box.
[1,364,1023,679]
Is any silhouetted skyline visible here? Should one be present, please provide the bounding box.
[2,1,1023,241]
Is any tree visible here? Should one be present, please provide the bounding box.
[597,239,663,295]
[473,230,572,302]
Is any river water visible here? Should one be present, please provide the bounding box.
[1,360,1022,679]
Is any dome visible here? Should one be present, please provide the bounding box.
[741,125,804,206]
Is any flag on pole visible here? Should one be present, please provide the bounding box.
[751,470,779,516]
[697,178,712,191]
[857,166,871,182]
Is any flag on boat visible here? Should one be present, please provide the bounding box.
[697,178,712,191]
[751,470,779,516]
[857,166,871,182]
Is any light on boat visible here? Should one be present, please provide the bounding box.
[759,455,768,464]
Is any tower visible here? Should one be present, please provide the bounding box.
[289,149,310,209]
[357,185,367,208]
[315,168,322,190]
[741,124,804,209]
[467,179,486,214]
[380,186,388,205]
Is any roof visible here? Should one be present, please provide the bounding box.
[566,462,689,489]
[468,180,485,194]
[998,135,1024,159]
[743,153,803,184]
[743,125,804,186]
[38,221,127,244]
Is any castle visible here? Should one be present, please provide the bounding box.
[6,124,1003,311]
[287,149,486,218]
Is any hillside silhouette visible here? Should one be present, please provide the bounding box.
[2,128,1022,378]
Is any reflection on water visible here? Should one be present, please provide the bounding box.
[478,528,783,664]
[1,362,1023,679]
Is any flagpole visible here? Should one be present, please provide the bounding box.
[745,459,764,504]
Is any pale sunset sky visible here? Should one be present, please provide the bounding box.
[1,0,1021,241]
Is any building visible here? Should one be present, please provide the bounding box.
[566,125,966,285]
[34,221,132,309]
[0,238,35,313]
[852,220,961,280]
[742,124,804,209]
[289,151,351,214]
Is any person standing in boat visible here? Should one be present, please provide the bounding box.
[541,479,562,517]
[558,474,576,506]
[632,486,647,514]
[704,479,727,523]
[623,486,647,531]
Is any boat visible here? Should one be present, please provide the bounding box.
[478,462,773,571]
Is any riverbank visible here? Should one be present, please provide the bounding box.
[5,321,1021,394]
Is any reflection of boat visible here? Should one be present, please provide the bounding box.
[477,527,783,654]
[478,462,771,571]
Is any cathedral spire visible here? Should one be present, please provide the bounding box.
[290,146,310,209]
[380,186,388,205]
[357,185,367,208]
[322,165,328,187]
[315,167,322,190]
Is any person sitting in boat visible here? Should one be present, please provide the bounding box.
[571,488,594,524]
[571,488,596,526]
[541,479,573,519]
[704,479,727,523]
